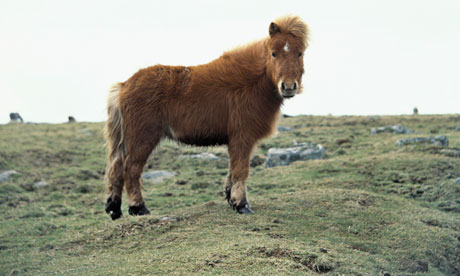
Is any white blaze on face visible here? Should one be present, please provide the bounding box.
[283,42,290,52]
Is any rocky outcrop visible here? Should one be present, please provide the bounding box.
[266,143,326,168]
[371,125,413,134]
[9,113,23,123]
[143,170,176,183]
[179,152,219,161]
[277,126,292,132]
[0,170,19,183]
[396,136,448,147]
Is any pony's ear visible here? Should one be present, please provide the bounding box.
[269,22,280,37]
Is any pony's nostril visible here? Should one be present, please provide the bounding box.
[293,82,297,90]
[281,82,285,90]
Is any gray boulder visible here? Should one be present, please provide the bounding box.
[371,125,413,134]
[266,143,326,168]
[179,152,219,161]
[0,170,19,183]
[32,181,48,189]
[9,113,23,123]
[456,178,460,185]
[143,170,176,183]
[396,136,448,147]
[277,126,292,132]
[68,116,76,123]
[456,126,460,131]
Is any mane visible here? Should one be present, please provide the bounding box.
[193,15,309,90]
[272,15,309,48]
[194,39,268,89]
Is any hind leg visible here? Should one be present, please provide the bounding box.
[123,130,162,216]
[105,157,124,220]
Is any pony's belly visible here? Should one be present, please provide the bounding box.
[176,134,228,147]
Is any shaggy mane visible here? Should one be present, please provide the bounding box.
[273,15,309,48]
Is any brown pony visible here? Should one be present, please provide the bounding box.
[104,16,309,220]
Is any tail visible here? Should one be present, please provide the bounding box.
[104,82,126,168]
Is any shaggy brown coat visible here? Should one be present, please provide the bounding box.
[104,15,309,219]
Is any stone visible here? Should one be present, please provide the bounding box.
[265,142,326,168]
[456,126,460,131]
[277,126,292,132]
[396,135,448,147]
[68,116,76,123]
[456,178,460,185]
[0,170,19,183]
[179,152,219,161]
[143,170,176,183]
[9,113,23,123]
[371,125,413,134]
[439,148,460,158]
[79,128,93,136]
[32,181,48,189]
[159,216,176,222]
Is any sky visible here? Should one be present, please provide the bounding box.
[1,0,459,124]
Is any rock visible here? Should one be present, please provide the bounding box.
[265,142,326,168]
[179,152,219,161]
[439,148,460,158]
[456,126,460,131]
[68,116,76,123]
[456,178,460,185]
[277,126,292,132]
[371,125,413,134]
[396,136,448,147]
[9,113,23,123]
[79,128,93,136]
[159,216,176,222]
[32,181,48,189]
[250,155,266,167]
[142,170,176,183]
[0,170,19,183]
[282,114,293,118]
[413,107,418,115]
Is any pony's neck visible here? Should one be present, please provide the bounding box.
[193,39,276,92]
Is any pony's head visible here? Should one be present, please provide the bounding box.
[266,16,309,99]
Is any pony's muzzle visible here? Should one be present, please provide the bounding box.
[280,81,298,98]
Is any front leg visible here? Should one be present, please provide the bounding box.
[226,139,255,214]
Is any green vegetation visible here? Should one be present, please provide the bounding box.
[1,115,459,275]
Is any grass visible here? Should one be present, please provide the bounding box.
[1,114,460,275]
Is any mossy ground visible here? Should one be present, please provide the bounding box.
[1,115,459,275]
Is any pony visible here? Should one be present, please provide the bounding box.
[104,15,309,220]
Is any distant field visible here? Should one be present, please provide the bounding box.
[1,115,459,275]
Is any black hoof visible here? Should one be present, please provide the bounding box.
[229,197,254,215]
[128,203,150,216]
[105,196,122,220]
[236,204,254,214]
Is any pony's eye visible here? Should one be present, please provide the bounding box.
[298,52,302,58]
[272,52,277,58]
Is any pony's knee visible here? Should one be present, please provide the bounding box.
[123,161,144,180]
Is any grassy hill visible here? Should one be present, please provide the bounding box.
[1,115,459,275]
